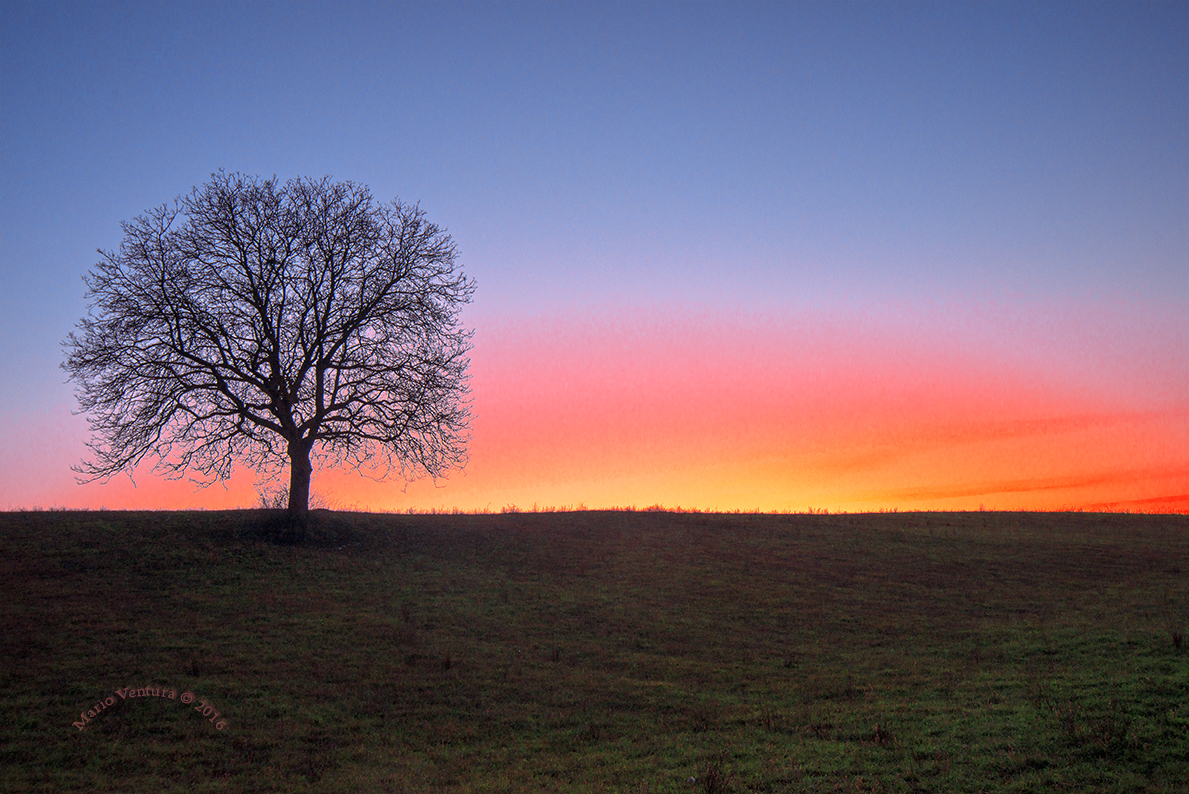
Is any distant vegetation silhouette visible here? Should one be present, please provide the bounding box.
[63,172,473,529]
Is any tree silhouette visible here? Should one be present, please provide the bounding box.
[63,172,473,520]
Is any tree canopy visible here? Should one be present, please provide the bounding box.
[63,172,474,517]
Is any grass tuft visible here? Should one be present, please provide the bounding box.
[696,751,733,794]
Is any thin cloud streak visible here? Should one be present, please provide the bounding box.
[850,467,1189,505]
[800,409,1184,478]
[1080,494,1189,512]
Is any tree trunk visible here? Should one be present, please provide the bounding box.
[287,439,313,518]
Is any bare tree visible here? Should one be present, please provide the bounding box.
[63,172,474,520]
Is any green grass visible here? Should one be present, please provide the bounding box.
[2,509,1187,792]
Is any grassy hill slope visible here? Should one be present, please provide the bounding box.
[2,509,1187,792]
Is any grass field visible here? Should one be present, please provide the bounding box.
[2,509,1186,792]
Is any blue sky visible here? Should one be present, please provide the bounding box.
[1,1,1185,511]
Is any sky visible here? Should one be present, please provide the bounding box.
[1,0,1186,513]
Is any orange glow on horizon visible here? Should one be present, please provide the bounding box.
[19,300,1189,515]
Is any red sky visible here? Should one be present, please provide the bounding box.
[20,297,1185,514]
